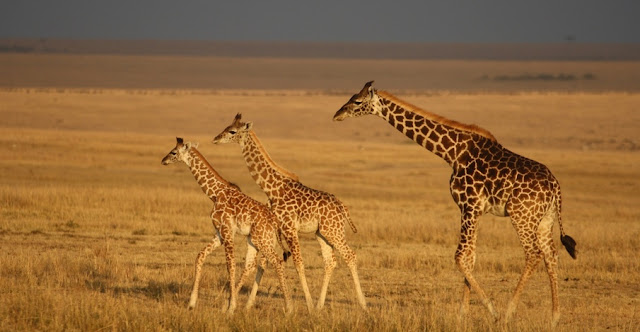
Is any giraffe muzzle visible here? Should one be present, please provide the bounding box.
[332,109,347,121]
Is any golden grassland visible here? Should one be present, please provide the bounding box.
[1,58,639,330]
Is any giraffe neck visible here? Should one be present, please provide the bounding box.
[240,131,299,198]
[376,92,496,168]
[186,147,232,200]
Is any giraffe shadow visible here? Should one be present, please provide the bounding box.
[86,278,189,302]
[237,286,287,300]
[238,285,377,310]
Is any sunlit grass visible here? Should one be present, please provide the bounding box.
[1,89,639,331]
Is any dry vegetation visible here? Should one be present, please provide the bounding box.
[1,53,639,331]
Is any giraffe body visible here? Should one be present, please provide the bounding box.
[334,81,576,327]
[161,137,292,314]
[213,114,366,312]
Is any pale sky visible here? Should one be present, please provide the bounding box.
[1,0,639,43]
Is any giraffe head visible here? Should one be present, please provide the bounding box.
[212,113,253,145]
[333,80,380,121]
[161,137,198,165]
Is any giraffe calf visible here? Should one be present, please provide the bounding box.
[161,137,292,314]
[213,114,367,312]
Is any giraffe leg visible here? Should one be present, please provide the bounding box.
[259,239,294,314]
[315,233,337,310]
[220,227,237,315]
[282,224,314,312]
[537,211,561,328]
[337,242,367,311]
[319,230,367,310]
[246,255,267,310]
[455,213,498,321]
[459,278,471,320]
[504,214,543,325]
[235,239,258,309]
[504,253,542,324]
[188,235,222,309]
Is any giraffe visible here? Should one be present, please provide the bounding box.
[212,114,367,312]
[333,81,577,327]
[161,137,292,314]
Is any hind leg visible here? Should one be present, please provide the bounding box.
[318,227,367,310]
[188,234,222,309]
[260,240,293,314]
[315,233,337,310]
[537,211,561,327]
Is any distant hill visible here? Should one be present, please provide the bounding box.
[2,39,640,60]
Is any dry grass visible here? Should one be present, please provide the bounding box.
[1,57,640,331]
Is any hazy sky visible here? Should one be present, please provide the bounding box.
[1,0,639,43]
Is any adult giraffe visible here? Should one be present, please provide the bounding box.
[334,81,576,327]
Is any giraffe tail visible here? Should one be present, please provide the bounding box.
[555,186,577,259]
[561,234,577,259]
[340,204,358,233]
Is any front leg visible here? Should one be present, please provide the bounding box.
[455,209,497,322]
[280,215,314,313]
[188,233,222,309]
[246,255,267,310]
[220,224,237,315]
[234,239,259,307]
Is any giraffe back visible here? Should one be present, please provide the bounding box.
[450,137,559,217]
[269,179,357,234]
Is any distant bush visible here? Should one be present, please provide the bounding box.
[481,72,597,81]
[0,45,35,53]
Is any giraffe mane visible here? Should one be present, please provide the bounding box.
[377,90,497,141]
[248,131,300,181]
[189,146,234,188]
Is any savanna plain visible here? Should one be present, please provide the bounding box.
[1,52,639,331]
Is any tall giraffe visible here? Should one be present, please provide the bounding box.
[212,114,367,312]
[334,81,577,327]
[161,137,292,314]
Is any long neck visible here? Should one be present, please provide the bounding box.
[186,148,231,199]
[240,131,298,197]
[376,93,496,168]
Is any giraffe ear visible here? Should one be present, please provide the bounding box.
[360,80,375,98]
[244,122,253,130]
[366,81,375,98]
[364,80,374,89]
[184,141,192,149]
[192,142,199,148]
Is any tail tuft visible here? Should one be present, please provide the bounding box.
[561,234,577,259]
[283,251,291,262]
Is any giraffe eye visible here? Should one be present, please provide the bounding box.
[354,100,363,105]
[229,130,237,134]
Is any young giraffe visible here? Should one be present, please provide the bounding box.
[161,137,292,314]
[334,81,577,327]
[212,114,367,312]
